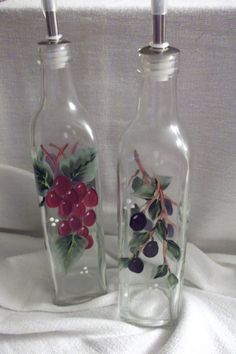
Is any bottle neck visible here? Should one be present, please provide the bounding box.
[137,73,178,125]
[41,63,77,104]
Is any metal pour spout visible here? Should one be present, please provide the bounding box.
[151,0,169,49]
[41,0,62,43]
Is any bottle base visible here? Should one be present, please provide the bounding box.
[52,266,107,306]
[119,282,181,328]
[119,314,178,328]
[54,289,107,306]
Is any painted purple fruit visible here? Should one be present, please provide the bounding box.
[130,212,147,231]
[143,241,159,257]
[167,224,174,237]
[144,218,153,231]
[164,198,173,215]
[128,257,144,273]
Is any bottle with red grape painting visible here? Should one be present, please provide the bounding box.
[30,2,106,305]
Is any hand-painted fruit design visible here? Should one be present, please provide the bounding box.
[119,150,181,289]
[33,143,98,271]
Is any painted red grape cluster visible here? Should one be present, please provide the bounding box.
[45,175,98,249]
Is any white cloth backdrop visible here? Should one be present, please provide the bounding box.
[0,0,235,353]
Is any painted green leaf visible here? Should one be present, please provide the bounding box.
[36,149,44,162]
[167,273,179,288]
[167,240,181,261]
[129,246,139,254]
[60,148,97,183]
[33,160,53,196]
[132,178,156,200]
[56,234,87,272]
[119,257,130,269]
[129,232,149,253]
[157,175,172,190]
[178,202,190,225]
[132,176,143,191]
[155,220,167,240]
[152,264,168,279]
[148,199,161,220]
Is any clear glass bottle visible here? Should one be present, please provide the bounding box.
[118,45,190,326]
[30,41,107,305]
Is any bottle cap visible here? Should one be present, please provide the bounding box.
[38,40,72,69]
[139,46,179,81]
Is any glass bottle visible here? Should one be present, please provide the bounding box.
[118,46,190,325]
[30,40,107,305]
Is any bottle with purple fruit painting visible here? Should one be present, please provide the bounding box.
[30,2,106,305]
[118,0,190,326]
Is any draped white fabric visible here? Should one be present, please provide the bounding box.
[0,235,235,354]
[0,0,235,352]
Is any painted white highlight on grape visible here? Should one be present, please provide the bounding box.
[51,222,56,227]
[49,217,54,222]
